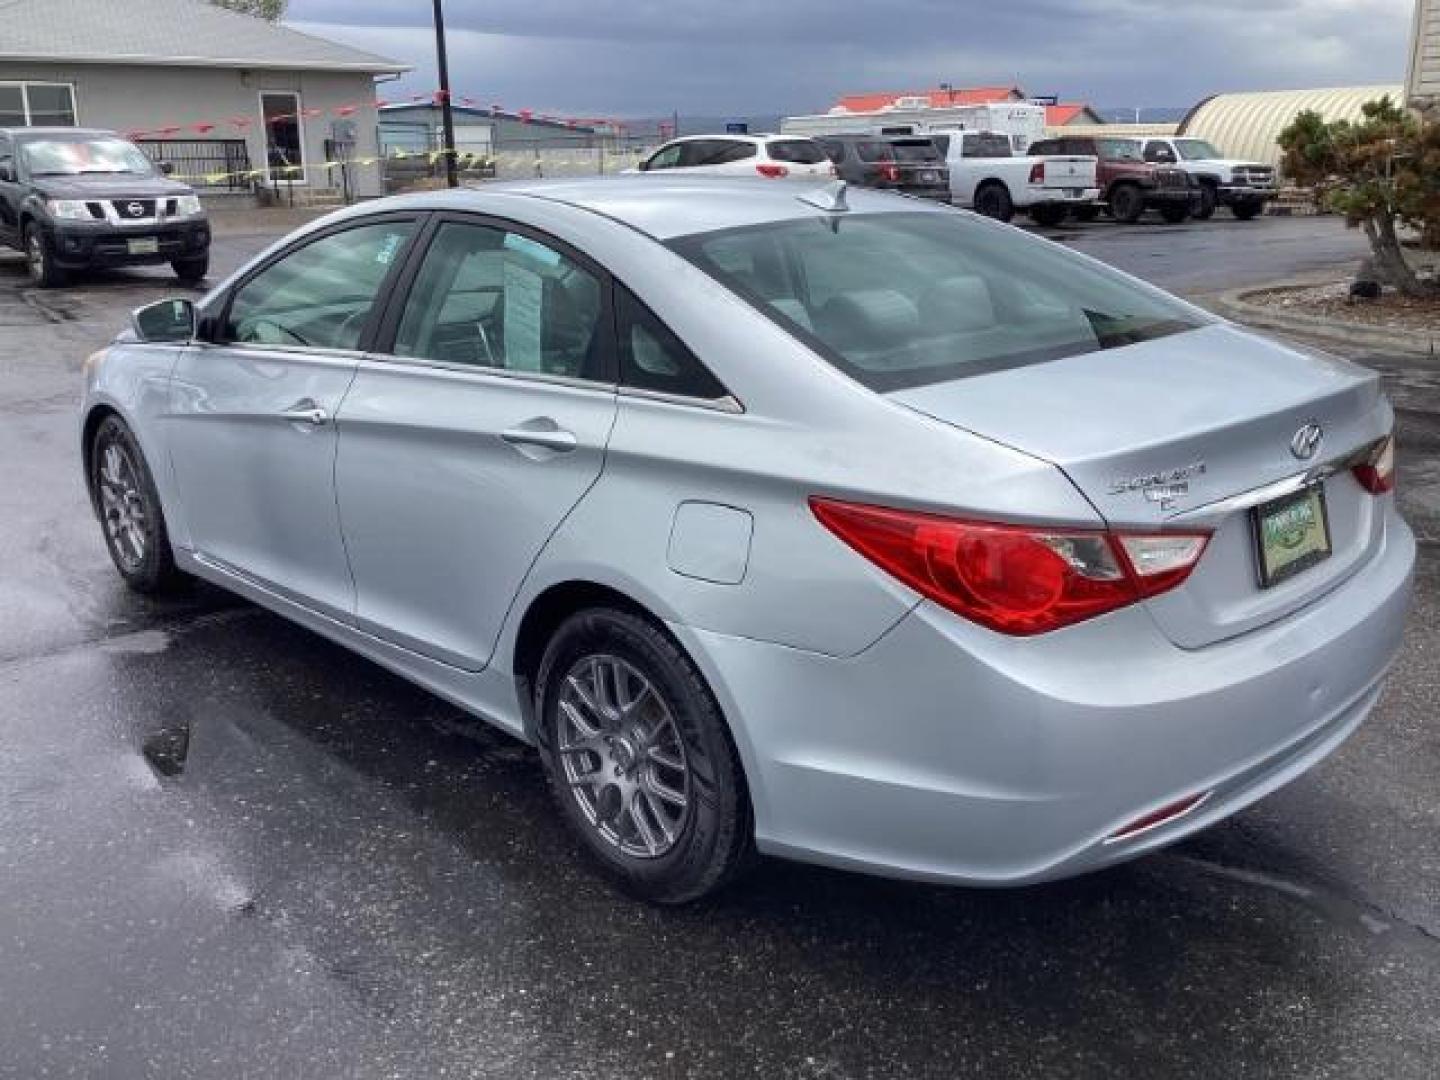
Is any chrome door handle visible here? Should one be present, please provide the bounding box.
[280,405,329,426]
[501,426,578,453]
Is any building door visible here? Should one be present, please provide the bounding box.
[261,91,306,184]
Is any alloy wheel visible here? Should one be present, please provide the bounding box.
[557,654,692,859]
[97,440,149,571]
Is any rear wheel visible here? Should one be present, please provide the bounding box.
[1109,183,1145,224]
[1231,199,1265,221]
[535,607,753,904]
[1159,203,1191,224]
[89,415,186,595]
[25,222,67,288]
[172,255,209,285]
[1028,204,1069,228]
[974,183,1014,223]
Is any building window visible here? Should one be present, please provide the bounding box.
[0,83,77,127]
[261,91,305,184]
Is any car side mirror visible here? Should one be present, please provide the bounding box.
[132,298,197,343]
[0,161,15,183]
[158,162,174,176]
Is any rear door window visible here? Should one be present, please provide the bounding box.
[644,143,684,171]
[687,140,756,166]
[766,139,828,164]
[615,285,729,402]
[853,141,893,163]
[889,140,941,162]
[963,133,1013,158]
[817,139,846,163]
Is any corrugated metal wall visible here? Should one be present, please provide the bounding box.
[1409,0,1440,105]
[1043,123,1179,140]
[1177,86,1405,169]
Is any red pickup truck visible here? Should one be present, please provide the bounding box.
[1029,136,1198,224]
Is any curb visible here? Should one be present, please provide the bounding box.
[1201,282,1439,359]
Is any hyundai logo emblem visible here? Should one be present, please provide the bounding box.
[1290,422,1324,461]
[127,202,145,217]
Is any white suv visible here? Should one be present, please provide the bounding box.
[634,135,835,180]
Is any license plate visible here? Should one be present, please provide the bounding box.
[127,238,159,255]
[1252,484,1332,588]
[1066,188,1084,198]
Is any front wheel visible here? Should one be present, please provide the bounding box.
[172,255,209,285]
[973,183,1014,223]
[1231,199,1265,221]
[1159,203,1191,224]
[25,222,67,288]
[89,415,186,595]
[1028,204,1069,228]
[535,607,753,904]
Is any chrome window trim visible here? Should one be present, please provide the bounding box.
[361,352,618,397]
[619,385,745,414]
[195,340,367,364]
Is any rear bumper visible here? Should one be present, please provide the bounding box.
[1030,187,1101,207]
[1216,186,1277,203]
[674,508,1414,887]
[46,219,210,269]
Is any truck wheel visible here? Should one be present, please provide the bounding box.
[1194,185,1217,220]
[1159,203,1191,224]
[172,255,209,286]
[1231,199,1264,221]
[24,222,67,288]
[974,183,1014,223]
[1109,184,1145,224]
[1029,204,1068,228]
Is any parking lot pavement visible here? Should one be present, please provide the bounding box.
[1,216,1437,1078]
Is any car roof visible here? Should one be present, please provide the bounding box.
[381,175,949,241]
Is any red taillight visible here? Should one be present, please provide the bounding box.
[879,161,901,184]
[756,163,789,178]
[1028,161,1045,184]
[1353,435,1396,494]
[810,499,1209,636]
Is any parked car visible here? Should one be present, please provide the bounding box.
[631,134,834,180]
[928,130,1100,226]
[1140,136,1278,220]
[85,177,1412,904]
[1030,135,1197,224]
[0,127,210,287]
[816,134,950,200]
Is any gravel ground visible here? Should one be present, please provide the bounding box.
[1245,281,1440,334]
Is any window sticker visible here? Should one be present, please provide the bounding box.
[375,233,404,266]
[503,257,545,371]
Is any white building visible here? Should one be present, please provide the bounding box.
[1408,0,1439,111]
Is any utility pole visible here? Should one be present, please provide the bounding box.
[432,0,458,188]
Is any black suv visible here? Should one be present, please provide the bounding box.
[0,127,211,287]
[816,135,950,201]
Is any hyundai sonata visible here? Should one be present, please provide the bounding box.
[82,177,1413,902]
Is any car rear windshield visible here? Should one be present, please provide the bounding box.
[963,133,1013,158]
[1175,139,1222,160]
[766,139,828,164]
[1096,139,1143,161]
[888,140,941,162]
[669,212,1207,392]
[852,141,894,163]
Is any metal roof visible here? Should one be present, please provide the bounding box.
[379,104,593,134]
[0,0,408,73]
[1178,85,1405,168]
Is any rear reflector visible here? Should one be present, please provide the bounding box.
[810,499,1210,636]
[1353,434,1396,494]
[756,163,789,178]
[1028,161,1045,184]
[1107,792,1210,842]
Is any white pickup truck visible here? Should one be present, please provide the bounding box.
[1137,136,1278,221]
[929,131,1100,226]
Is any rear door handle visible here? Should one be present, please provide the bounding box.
[501,425,578,453]
[280,402,329,426]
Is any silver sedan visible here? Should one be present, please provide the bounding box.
[81,178,1414,903]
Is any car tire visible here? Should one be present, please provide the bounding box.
[172,255,209,286]
[1028,204,1069,228]
[1109,184,1146,224]
[24,222,67,288]
[535,606,754,904]
[974,183,1014,223]
[1231,199,1264,221]
[1159,203,1191,224]
[1070,206,1101,223]
[89,415,186,595]
[1194,184,1218,220]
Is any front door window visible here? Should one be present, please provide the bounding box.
[262,92,305,183]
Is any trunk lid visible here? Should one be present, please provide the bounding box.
[1034,156,1097,190]
[890,324,1391,648]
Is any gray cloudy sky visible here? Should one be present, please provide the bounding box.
[287,0,1415,117]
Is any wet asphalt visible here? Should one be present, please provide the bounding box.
[0,213,1436,1079]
